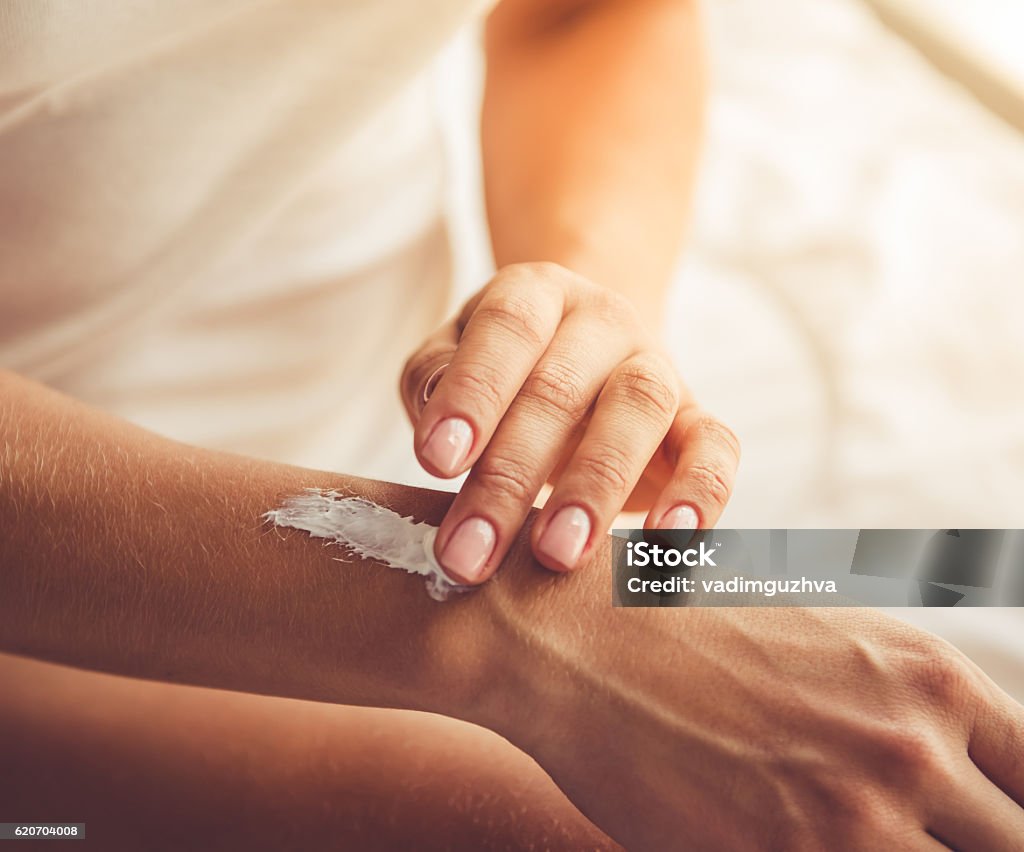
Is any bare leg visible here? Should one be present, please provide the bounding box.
[0,653,616,851]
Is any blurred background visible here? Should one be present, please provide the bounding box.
[437,0,1024,530]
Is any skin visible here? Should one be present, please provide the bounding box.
[402,264,740,582]
[405,0,741,585]
[0,652,617,851]
[2,370,1023,850]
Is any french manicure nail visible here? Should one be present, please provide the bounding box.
[538,506,591,571]
[659,504,699,531]
[421,417,473,476]
[440,517,496,583]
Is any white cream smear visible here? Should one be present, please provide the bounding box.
[264,489,469,601]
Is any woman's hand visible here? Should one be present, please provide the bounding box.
[465,553,1024,851]
[401,262,740,584]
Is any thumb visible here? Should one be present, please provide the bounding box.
[399,318,459,426]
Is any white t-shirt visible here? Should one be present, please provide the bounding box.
[0,0,489,479]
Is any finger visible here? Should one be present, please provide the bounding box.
[413,268,567,478]
[399,283,504,423]
[433,315,630,584]
[643,400,740,532]
[927,760,1024,852]
[969,684,1024,807]
[531,351,681,572]
[400,320,459,425]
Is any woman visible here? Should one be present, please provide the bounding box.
[2,1,1022,849]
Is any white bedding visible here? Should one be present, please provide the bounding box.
[671,0,1024,698]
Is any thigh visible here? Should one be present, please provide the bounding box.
[0,653,616,851]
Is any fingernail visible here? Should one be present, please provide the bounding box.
[440,517,496,583]
[537,506,591,571]
[421,417,473,476]
[659,504,699,531]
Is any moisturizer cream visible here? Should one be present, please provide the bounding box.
[265,489,468,601]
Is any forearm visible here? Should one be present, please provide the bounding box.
[0,370,631,735]
[0,371,497,714]
[483,0,706,323]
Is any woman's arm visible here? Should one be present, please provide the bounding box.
[0,369,484,713]
[483,0,705,324]
[0,651,617,852]
[396,0,728,580]
[3,369,1022,849]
